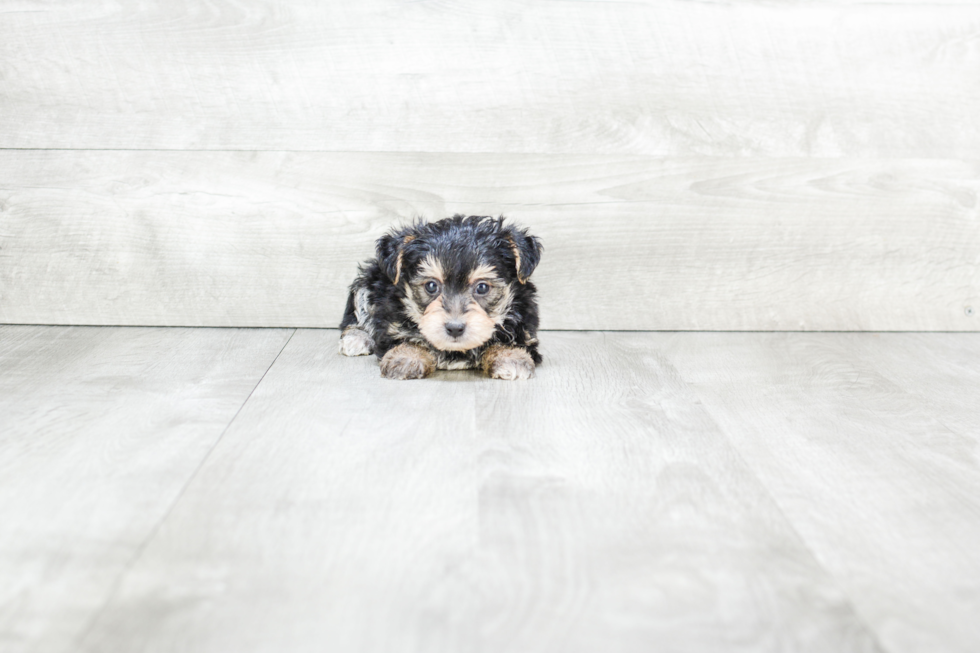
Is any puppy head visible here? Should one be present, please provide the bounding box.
[377,215,542,352]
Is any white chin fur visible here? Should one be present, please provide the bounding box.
[431,341,485,352]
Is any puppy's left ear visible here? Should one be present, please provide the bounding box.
[504,227,542,284]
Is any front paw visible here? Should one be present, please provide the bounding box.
[339,327,374,356]
[380,344,436,380]
[483,346,535,380]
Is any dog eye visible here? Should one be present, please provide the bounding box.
[424,281,439,294]
[474,282,490,295]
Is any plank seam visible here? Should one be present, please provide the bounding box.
[680,384,895,652]
[70,327,298,650]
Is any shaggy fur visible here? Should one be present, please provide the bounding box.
[339,215,542,380]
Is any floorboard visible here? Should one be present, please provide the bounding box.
[5,328,978,652]
[467,333,879,653]
[0,326,293,653]
[76,330,878,653]
[661,332,980,653]
[76,328,484,653]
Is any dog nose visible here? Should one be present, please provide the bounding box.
[445,322,466,338]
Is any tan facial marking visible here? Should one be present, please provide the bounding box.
[401,290,425,324]
[487,283,514,325]
[417,254,445,283]
[468,264,498,285]
[418,295,496,351]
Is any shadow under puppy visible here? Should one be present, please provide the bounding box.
[339,215,542,380]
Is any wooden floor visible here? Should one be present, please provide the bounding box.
[1,326,978,653]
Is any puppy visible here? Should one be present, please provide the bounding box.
[339,215,542,380]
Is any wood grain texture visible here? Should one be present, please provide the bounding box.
[467,332,879,652]
[0,325,292,653]
[76,330,880,653]
[662,332,980,653]
[77,328,483,653]
[1,0,979,155]
[1,151,977,331]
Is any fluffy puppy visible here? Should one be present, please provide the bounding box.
[339,215,542,380]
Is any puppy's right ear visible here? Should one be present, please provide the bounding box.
[503,226,542,284]
[376,232,415,284]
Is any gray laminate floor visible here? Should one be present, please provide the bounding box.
[1,326,978,653]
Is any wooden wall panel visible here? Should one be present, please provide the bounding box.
[1,0,979,155]
[2,1,978,329]
[1,151,976,330]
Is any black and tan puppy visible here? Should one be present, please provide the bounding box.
[339,215,542,380]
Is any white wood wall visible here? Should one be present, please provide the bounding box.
[1,0,978,330]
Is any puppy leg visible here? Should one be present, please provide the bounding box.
[380,343,437,380]
[339,326,375,356]
[481,345,535,380]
